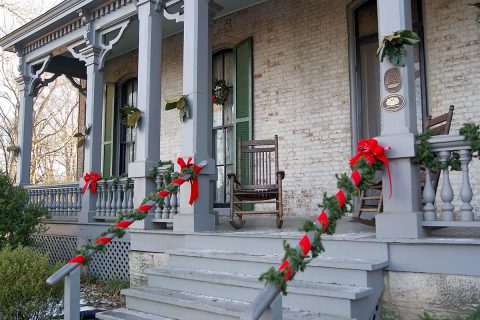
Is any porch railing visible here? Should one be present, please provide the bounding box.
[422,134,479,227]
[153,166,180,221]
[95,178,134,220]
[25,183,82,217]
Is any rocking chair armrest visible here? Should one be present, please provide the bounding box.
[228,173,241,185]
[276,171,285,180]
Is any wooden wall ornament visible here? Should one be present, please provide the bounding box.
[384,67,402,93]
[380,94,406,112]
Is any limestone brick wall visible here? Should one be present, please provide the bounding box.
[424,0,480,214]
[101,0,480,217]
[382,271,480,319]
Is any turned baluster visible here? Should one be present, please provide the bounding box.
[169,193,178,218]
[439,150,454,221]
[128,186,134,211]
[116,181,123,218]
[100,182,107,217]
[51,189,58,215]
[95,184,102,216]
[121,184,128,214]
[40,189,46,207]
[76,187,82,214]
[459,149,474,221]
[106,181,113,217]
[72,188,79,213]
[47,189,53,213]
[162,194,170,219]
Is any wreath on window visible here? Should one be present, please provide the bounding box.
[120,105,143,127]
[212,79,230,105]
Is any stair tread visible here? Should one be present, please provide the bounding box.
[122,287,349,320]
[145,266,374,299]
[97,308,174,320]
[167,248,388,271]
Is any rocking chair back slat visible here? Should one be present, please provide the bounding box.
[239,137,278,190]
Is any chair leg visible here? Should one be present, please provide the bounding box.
[276,181,284,229]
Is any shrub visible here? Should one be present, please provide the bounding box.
[0,172,48,249]
[104,279,130,295]
[0,245,63,319]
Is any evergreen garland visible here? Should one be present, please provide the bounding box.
[414,122,480,171]
[259,157,382,295]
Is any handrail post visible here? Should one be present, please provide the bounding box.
[260,294,282,320]
[64,267,81,320]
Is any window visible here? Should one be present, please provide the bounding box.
[213,50,234,206]
[212,37,253,207]
[119,78,137,175]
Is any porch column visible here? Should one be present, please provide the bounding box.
[375,0,425,238]
[128,0,162,229]
[173,0,218,232]
[15,75,34,185]
[79,45,104,223]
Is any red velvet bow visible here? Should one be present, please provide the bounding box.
[349,138,392,197]
[82,172,102,194]
[177,157,202,205]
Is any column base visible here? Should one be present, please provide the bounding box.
[375,211,426,239]
[173,213,216,232]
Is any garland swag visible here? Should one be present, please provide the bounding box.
[260,138,390,295]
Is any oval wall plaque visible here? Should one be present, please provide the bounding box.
[384,67,402,93]
[380,94,406,112]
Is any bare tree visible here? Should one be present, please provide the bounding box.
[0,0,80,184]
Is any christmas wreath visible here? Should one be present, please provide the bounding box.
[212,79,230,105]
[377,30,420,67]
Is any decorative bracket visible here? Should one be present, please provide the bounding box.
[32,73,61,96]
[66,76,87,96]
[156,0,184,23]
[27,55,52,96]
[68,18,130,71]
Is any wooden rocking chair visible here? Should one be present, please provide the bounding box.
[228,135,285,229]
[353,105,455,226]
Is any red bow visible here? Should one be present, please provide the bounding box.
[177,157,202,205]
[82,172,102,194]
[349,138,392,197]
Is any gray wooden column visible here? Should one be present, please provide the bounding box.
[15,75,34,185]
[78,45,104,223]
[173,0,219,232]
[128,0,163,229]
[375,0,425,238]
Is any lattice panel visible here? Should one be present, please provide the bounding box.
[88,240,130,281]
[32,234,77,264]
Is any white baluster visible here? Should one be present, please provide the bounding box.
[459,149,474,221]
[439,150,454,221]
[68,188,74,216]
[110,181,117,217]
[116,181,123,218]
[47,189,53,213]
[106,181,112,217]
[100,182,107,217]
[62,189,68,216]
[40,189,46,207]
[76,187,82,215]
[121,184,128,214]
[423,168,436,221]
[162,194,170,219]
[169,193,178,218]
[52,189,58,215]
[95,184,102,217]
[128,187,134,211]
[73,188,79,213]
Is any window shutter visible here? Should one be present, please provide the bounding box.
[234,37,253,186]
[102,83,115,177]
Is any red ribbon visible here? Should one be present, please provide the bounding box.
[278,260,292,282]
[82,172,102,194]
[67,255,86,264]
[349,138,392,197]
[177,157,202,205]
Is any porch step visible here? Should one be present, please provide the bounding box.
[144,266,373,315]
[97,308,174,320]
[167,248,387,286]
[182,232,388,260]
[121,287,349,320]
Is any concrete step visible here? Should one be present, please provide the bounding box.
[97,308,174,320]
[167,248,387,286]
[122,287,350,320]
[183,232,388,260]
[144,266,373,317]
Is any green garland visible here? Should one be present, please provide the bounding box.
[101,173,131,190]
[414,122,480,171]
[259,157,379,295]
[212,79,230,105]
[149,160,174,181]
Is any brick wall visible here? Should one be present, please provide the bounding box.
[101,0,480,216]
[424,0,480,213]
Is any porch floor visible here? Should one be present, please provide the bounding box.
[208,214,480,243]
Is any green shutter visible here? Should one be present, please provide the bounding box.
[234,37,253,186]
[102,83,115,177]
